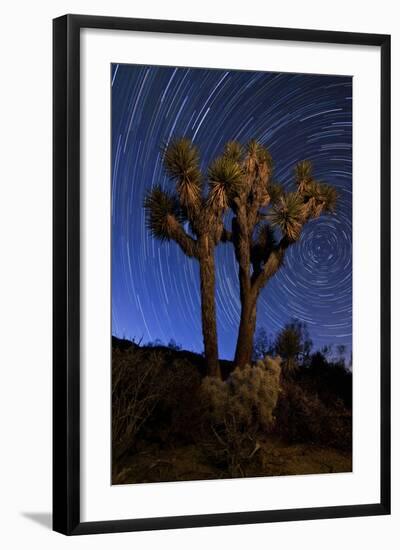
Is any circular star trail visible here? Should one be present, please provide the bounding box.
[112,64,352,359]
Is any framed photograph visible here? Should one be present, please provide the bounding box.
[53,14,390,535]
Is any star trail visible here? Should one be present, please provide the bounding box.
[111,64,352,360]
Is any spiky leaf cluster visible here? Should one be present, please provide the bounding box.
[223,140,243,163]
[295,159,313,183]
[143,186,183,241]
[207,156,243,209]
[268,192,305,242]
[163,138,202,211]
[316,182,338,212]
[302,181,338,218]
[246,139,269,161]
[266,181,284,204]
[245,140,273,174]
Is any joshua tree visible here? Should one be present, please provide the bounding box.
[275,320,312,377]
[144,136,337,373]
[144,138,230,378]
[215,140,337,368]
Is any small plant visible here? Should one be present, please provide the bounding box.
[167,338,182,351]
[200,357,281,476]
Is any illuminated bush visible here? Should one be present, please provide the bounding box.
[200,357,281,475]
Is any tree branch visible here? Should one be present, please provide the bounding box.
[166,214,198,258]
[221,226,232,242]
[251,237,290,293]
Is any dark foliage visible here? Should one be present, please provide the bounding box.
[300,351,352,409]
[274,379,351,451]
[252,327,273,361]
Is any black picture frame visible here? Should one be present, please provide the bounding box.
[53,14,391,535]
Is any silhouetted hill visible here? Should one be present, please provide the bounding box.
[112,335,234,379]
[112,335,139,351]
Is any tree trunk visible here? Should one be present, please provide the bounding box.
[234,286,257,368]
[199,239,220,378]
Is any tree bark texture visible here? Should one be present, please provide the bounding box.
[234,290,257,369]
[199,237,221,378]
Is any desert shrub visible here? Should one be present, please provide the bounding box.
[199,357,281,476]
[167,338,182,351]
[274,380,352,450]
[113,347,203,460]
[112,348,167,460]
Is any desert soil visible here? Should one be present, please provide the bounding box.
[113,437,352,485]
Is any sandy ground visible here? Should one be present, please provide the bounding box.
[113,437,352,484]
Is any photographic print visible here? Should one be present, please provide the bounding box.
[111,63,353,485]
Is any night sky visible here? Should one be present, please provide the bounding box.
[111,64,352,360]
